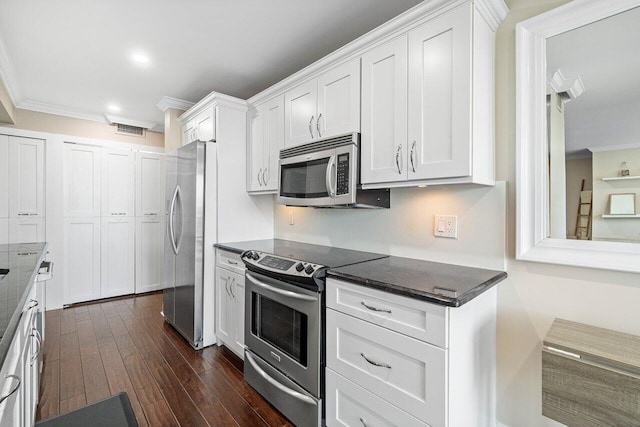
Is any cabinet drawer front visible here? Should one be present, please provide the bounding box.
[327,309,446,426]
[326,368,430,427]
[216,249,244,274]
[327,278,447,348]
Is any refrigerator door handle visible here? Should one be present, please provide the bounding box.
[169,185,179,255]
[174,185,183,254]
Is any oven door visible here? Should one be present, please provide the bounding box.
[244,271,321,396]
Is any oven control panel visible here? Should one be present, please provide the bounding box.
[241,251,324,278]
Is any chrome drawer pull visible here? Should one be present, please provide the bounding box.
[360,353,391,369]
[0,375,21,405]
[227,260,238,265]
[360,301,391,313]
[27,299,39,309]
[360,417,367,427]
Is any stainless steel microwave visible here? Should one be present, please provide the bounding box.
[277,133,389,208]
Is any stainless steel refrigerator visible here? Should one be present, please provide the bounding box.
[163,141,207,349]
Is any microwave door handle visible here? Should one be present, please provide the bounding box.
[246,273,317,301]
[244,350,316,405]
[325,155,336,198]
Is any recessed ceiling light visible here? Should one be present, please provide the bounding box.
[131,52,150,65]
[107,104,120,112]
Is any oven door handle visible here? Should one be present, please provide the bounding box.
[246,273,317,302]
[245,350,316,405]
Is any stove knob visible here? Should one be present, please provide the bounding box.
[252,252,260,260]
[295,263,304,272]
[304,265,314,275]
[243,251,253,258]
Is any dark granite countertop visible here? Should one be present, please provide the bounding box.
[215,239,506,307]
[0,243,48,368]
[327,255,506,307]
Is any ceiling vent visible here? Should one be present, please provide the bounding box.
[116,123,145,137]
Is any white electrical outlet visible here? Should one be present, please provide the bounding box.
[434,215,458,239]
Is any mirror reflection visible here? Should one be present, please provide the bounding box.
[546,6,640,243]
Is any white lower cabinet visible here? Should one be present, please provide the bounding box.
[326,278,498,427]
[8,218,45,244]
[325,369,429,427]
[215,250,245,358]
[0,333,23,427]
[135,216,165,294]
[64,218,101,304]
[100,217,135,298]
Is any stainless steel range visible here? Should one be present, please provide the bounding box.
[241,242,386,427]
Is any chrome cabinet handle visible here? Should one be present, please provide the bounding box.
[316,113,322,138]
[395,144,402,174]
[230,278,236,298]
[361,301,391,313]
[258,168,263,187]
[361,352,392,369]
[360,418,367,427]
[18,213,38,216]
[410,140,416,173]
[263,168,268,186]
[0,375,20,405]
[309,115,315,138]
[27,299,39,310]
[31,328,42,364]
[225,277,231,296]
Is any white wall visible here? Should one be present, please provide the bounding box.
[496,0,640,425]
[275,183,506,271]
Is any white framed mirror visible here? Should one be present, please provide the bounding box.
[516,0,640,273]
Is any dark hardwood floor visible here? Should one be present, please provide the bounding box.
[36,292,294,427]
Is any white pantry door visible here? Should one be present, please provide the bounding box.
[101,216,135,298]
[63,143,101,217]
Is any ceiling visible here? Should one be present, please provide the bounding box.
[546,6,640,155]
[0,0,424,131]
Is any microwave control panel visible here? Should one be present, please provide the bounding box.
[336,153,349,195]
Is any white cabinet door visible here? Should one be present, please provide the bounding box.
[136,152,165,216]
[0,219,8,244]
[135,216,165,294]
[361,35,409,184]
[284,79,317,147]
[8,218,45,244]
[247,108,264,192]
[101,217,135,298]
[230,272,245,358]
[64,217,101,304]
[0,135,8,218]
[64,144,101,217]
[8,137,45,218]
[182,119,196,146]
[101,148,134,217]
[262,95,284,191]
[215,269,233,344]
[0,335,23,427]
[194,106,215,142]
[408,4,472,180]
[317,58,361,139]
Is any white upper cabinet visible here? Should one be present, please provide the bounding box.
[0,135,8,218]
[361,2,496,187]
[135,151,165,216]
[101,148,135,217]
[361,35,409,184]
[248,95,284,193]
[8,136,45,218]
[182,105,216,145]
[407,3,471,181]
[64,143,101,217]
[284,58,360,147]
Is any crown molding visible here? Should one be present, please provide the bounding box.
[0,36,21,105]
[18,99,108,123]
[180,91,248,123]
[247,0,508,106]
[104,114,158,130]
[156,96,194,112]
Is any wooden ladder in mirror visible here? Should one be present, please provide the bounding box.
[574,179,592,240]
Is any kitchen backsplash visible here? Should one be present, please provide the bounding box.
[275,181,506,271]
